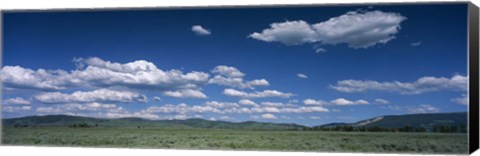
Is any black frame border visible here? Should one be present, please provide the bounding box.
[469,2,479,154]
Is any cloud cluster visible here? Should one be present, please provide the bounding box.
[35,102,161,120]
[223,88,294,99]
[4,97,31,105]
[164,89,208,99]
[249,10,406,49]
[209,65,269,89]
[34,89,148,104]
[2,57,211,98]
[330,75,467,94]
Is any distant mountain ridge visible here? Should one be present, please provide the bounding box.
[316,112,467,130]
[2,112,467,131]
[1,115,307,130]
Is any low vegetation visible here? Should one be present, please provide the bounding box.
[2,127,468,154]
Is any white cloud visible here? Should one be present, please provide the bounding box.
[314,47,327,53]
[297,73,308,79]
[1,66,71,91]
[247,79,270,86]
[153,96,161,101]
[164,89,208,99]
[34,102,159,119]
[223,88,294,99]
[140,103,222,114]
[191,25,211,36]
[374,98,390,105]
[211,65,245,78]
[238,99,257,106]
[205,101,239,108]
[310,116,321,119]
[260,101,287,107]
[209,65,269,89]
[330,98,369,106]
[249,10,406,49]
[407,104,439,114]
[289,99,299,103]
[303,99,328,106]
[249,20,317,46]
[410,41,422,46]
[34,89,148,104]
[3,106,32,112]
[2,57,211,96]
[261,113,278,119]
[330,75,468,95]
[4,97,31,105]
[174,114,189,120]
[451,94,468,105]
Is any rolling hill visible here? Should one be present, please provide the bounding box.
[1,115,307,130]
[316,112,467,130]
[2,112,467,131]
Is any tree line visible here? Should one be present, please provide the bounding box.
[68,123,99,128]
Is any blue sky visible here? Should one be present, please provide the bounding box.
[1,4,469,126]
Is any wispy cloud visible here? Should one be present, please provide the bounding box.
[296,73,308,79]
[410,41,422,46]
[374,98,390,105]
[330,75,467,94]
[407,104,439,113]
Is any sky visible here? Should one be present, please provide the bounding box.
[1,4,469,126]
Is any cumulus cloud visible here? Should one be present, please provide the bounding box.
[330,75,467,95]
[407,104,439,114]
[374,98,390,105]
[191,25,211,36]
[238,99,257,106]
[223,88,294,99]
[303,99,328,106]
[261,113,277,119]
[34,102,160,119]
[164,89,208,99]
[1,66,71,91]
[297,73,308,79]
[205,101,240,108]
[211,65,245,78]
[209,65,269,89]
[34,89,148,104]
[2,57,211,99]
[153,96,161,101]
[249,10,406,49]
[330,98,369,106]
[4,97,31,105]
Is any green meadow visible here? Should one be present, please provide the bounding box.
[1,127,468,154]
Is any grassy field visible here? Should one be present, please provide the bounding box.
[1,127,468,154]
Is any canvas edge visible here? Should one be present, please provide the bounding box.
[468,1,480,154]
